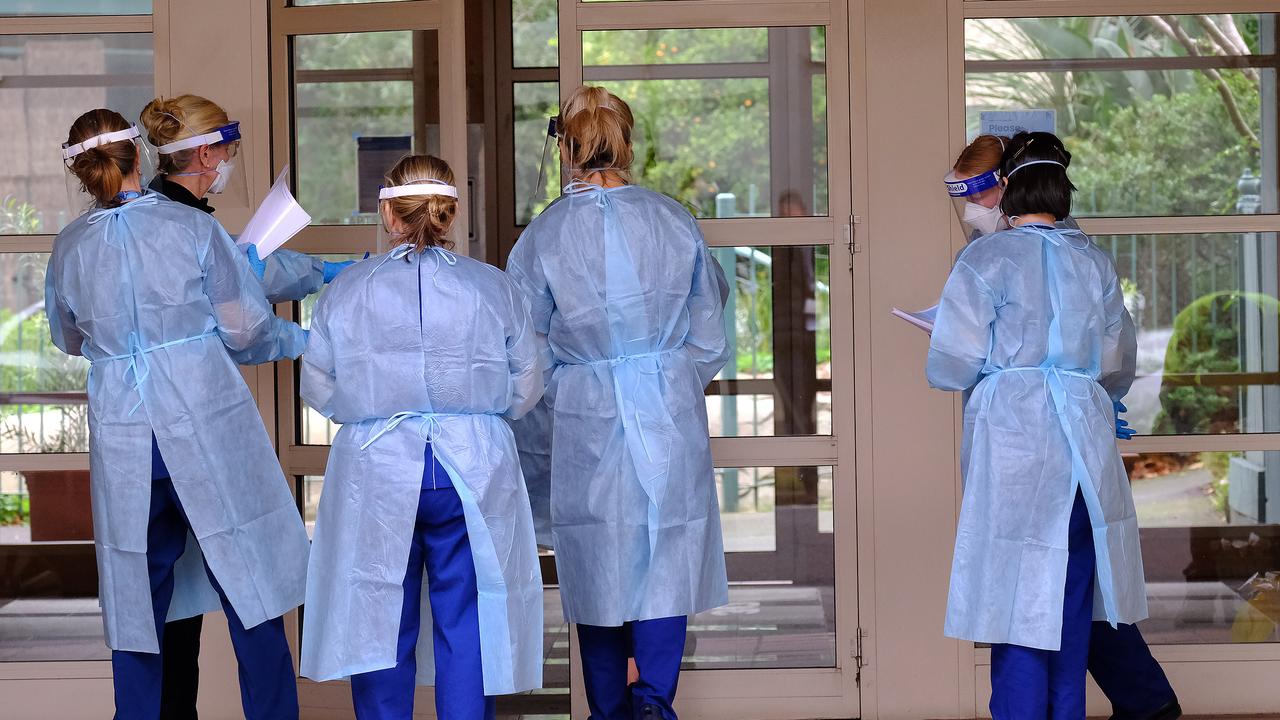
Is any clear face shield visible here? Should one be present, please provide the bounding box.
[155,120,249,206]
[944,167,1007,241]
[528,116,560,212]
[61,124,155,215]
[376,179,460,254]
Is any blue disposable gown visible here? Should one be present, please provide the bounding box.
[259,249,325,304]
[45,193,310,653]
[299,246,545,694]
[506,182,731,626]
[509,399,553,547]
[927,224,1145,651]
[147,173,325,304]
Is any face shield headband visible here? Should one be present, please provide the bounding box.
[944,168,1000,199]
[155,121,242,155]
[378,180,459,200]
[62,125,142,164]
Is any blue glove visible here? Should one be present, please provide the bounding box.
[1114,400,1136,440]
[322,260,356,284]
[245,244,266,281]
[302,328,311,345]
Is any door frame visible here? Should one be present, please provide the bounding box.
[556,1,866,717]
[266,1,469,715]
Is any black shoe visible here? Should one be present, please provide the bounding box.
[1109,699,1182,720]
[637,704,666,720]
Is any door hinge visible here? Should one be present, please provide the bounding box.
[845,213,862,270]
[852,628,869,687]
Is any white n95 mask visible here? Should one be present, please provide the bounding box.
[963,201,1006,238]
[208,160,234,194]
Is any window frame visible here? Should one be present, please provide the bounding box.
[268,0,469,477]
[554,2,862,718]
[0,9,165,471]
[951,1,1280,677]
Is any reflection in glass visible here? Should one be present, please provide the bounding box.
[513,82,559,225]
[1130,450,1280,643]
[297,254,361,446]
[0,34,154,234]
[0,254,89,454]
[292,31,438,225]
[686,466,835,669]
[582,27,828,218]
[1100,233,1279,436]
[0,471,103,662]
[964,15,1277,217]
[708,246,830,437]
[513,0,558,68]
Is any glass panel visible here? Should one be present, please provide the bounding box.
[513,0,558,68]
[0,0,150,14]
[581,27,828,218]
[708,245,830,437]
[292,0,411,5]
[292,31,439,226]
[1130,450,1280,644]
[584,28,768,65]
[297,254,361,446]
[967,15,1270,61]
[1100,233,1279,436]
[0,253,89,453]
[514,82,559,226]
[0,471,103,661]
[687,466,835,669]
[0,34,154,234]
[300,475,322,536]
[964,15,1278,217]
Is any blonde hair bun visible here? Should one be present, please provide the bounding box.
[140,94,229,174]
[383,155,458,253]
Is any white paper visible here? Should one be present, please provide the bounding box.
[892,305,937,334]
[236,165,311,258]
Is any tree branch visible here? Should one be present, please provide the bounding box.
[1149,15,1258,145]
[1195,15,1259,83]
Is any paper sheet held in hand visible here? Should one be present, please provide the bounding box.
[236,165,310,258]
[892,305,937,334]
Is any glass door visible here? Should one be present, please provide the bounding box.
[268,0,470,714]
[556,1,861,717]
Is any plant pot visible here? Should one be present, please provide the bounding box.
[21,469,93,541]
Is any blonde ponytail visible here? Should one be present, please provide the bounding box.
[560,85,635,181]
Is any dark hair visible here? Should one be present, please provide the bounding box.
[65,109,137,208]
[998,131,1076,221]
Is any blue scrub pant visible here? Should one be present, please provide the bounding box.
[149,436,203,720]
[350,446,494,720]
[578,616,688,720]
[990,491,1094,719]
[1090,622,1176,717]
[110,466,299,720]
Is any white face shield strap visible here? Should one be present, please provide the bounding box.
[62,125,142,163]
[1004,159,1066,181]
[378,181,459,200]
